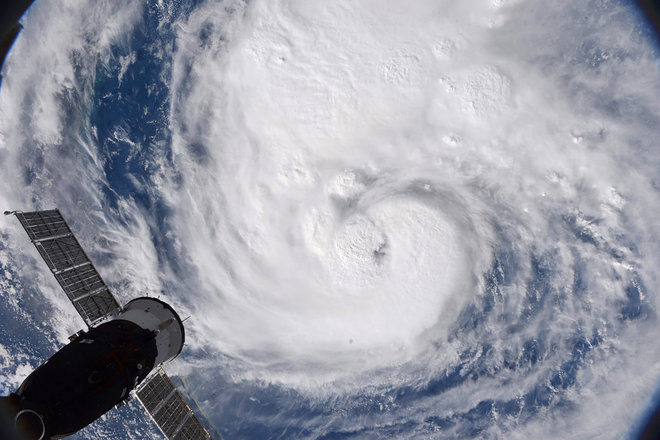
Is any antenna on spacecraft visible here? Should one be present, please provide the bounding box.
[0,209,218,440]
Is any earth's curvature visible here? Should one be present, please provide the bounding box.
[1,0,660,439]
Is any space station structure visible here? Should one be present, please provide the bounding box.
[0,0,37,89]
[0,210,216,440]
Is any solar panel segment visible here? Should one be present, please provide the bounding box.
[14,209,121,327]
[136,369,214,440]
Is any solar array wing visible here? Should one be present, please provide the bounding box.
[136,368,215,440]
[12,209,121,327]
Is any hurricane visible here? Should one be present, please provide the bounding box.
[2,0,660,439]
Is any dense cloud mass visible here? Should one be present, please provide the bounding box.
[1,0,660,438]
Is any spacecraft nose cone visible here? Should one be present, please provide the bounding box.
[14,409,45,440]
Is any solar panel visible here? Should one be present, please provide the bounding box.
[136,369,215,440]
[12,209,121,327]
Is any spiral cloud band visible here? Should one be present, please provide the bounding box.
[1,0,660,439]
